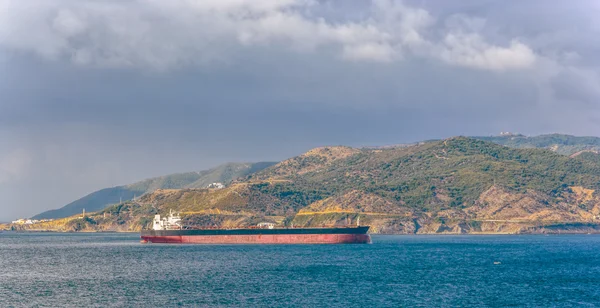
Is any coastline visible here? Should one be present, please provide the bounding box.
[3,228,600,235]
[4,216,600,235]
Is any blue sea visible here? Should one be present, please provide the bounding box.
[1,233,600,307]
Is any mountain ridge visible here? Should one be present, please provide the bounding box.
[32,162,276,219]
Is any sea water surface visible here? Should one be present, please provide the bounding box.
[1,233,600,307]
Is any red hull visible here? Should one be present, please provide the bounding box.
[141,233,371,244]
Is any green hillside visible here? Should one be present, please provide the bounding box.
[247,137,600,212]
[28,137,600,234]
[32,162,275,219]
[576,152,600,164]
[32,133,599,221]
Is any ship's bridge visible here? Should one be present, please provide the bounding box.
[153,210,182,230]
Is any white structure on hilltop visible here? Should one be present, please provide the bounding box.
[207,182,226,189]
[152,210,182,230]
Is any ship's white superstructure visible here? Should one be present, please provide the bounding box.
[152,210,182,230]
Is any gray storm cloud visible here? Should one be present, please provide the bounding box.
[0,0,536,70]
[0,0,599,220]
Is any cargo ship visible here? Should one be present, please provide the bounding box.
[140,210,371,244]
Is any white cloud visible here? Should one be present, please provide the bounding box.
[440,34,536,71]
[0,0,538,71]
[372,0,433,47]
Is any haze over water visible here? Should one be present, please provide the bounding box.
[1,233,599,307]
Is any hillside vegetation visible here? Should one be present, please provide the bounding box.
[15,137,600,234]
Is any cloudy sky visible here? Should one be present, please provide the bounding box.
[1,0,599,220]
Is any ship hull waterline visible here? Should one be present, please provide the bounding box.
[141,227,371,244]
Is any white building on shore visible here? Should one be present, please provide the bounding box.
[11,218,52,224]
